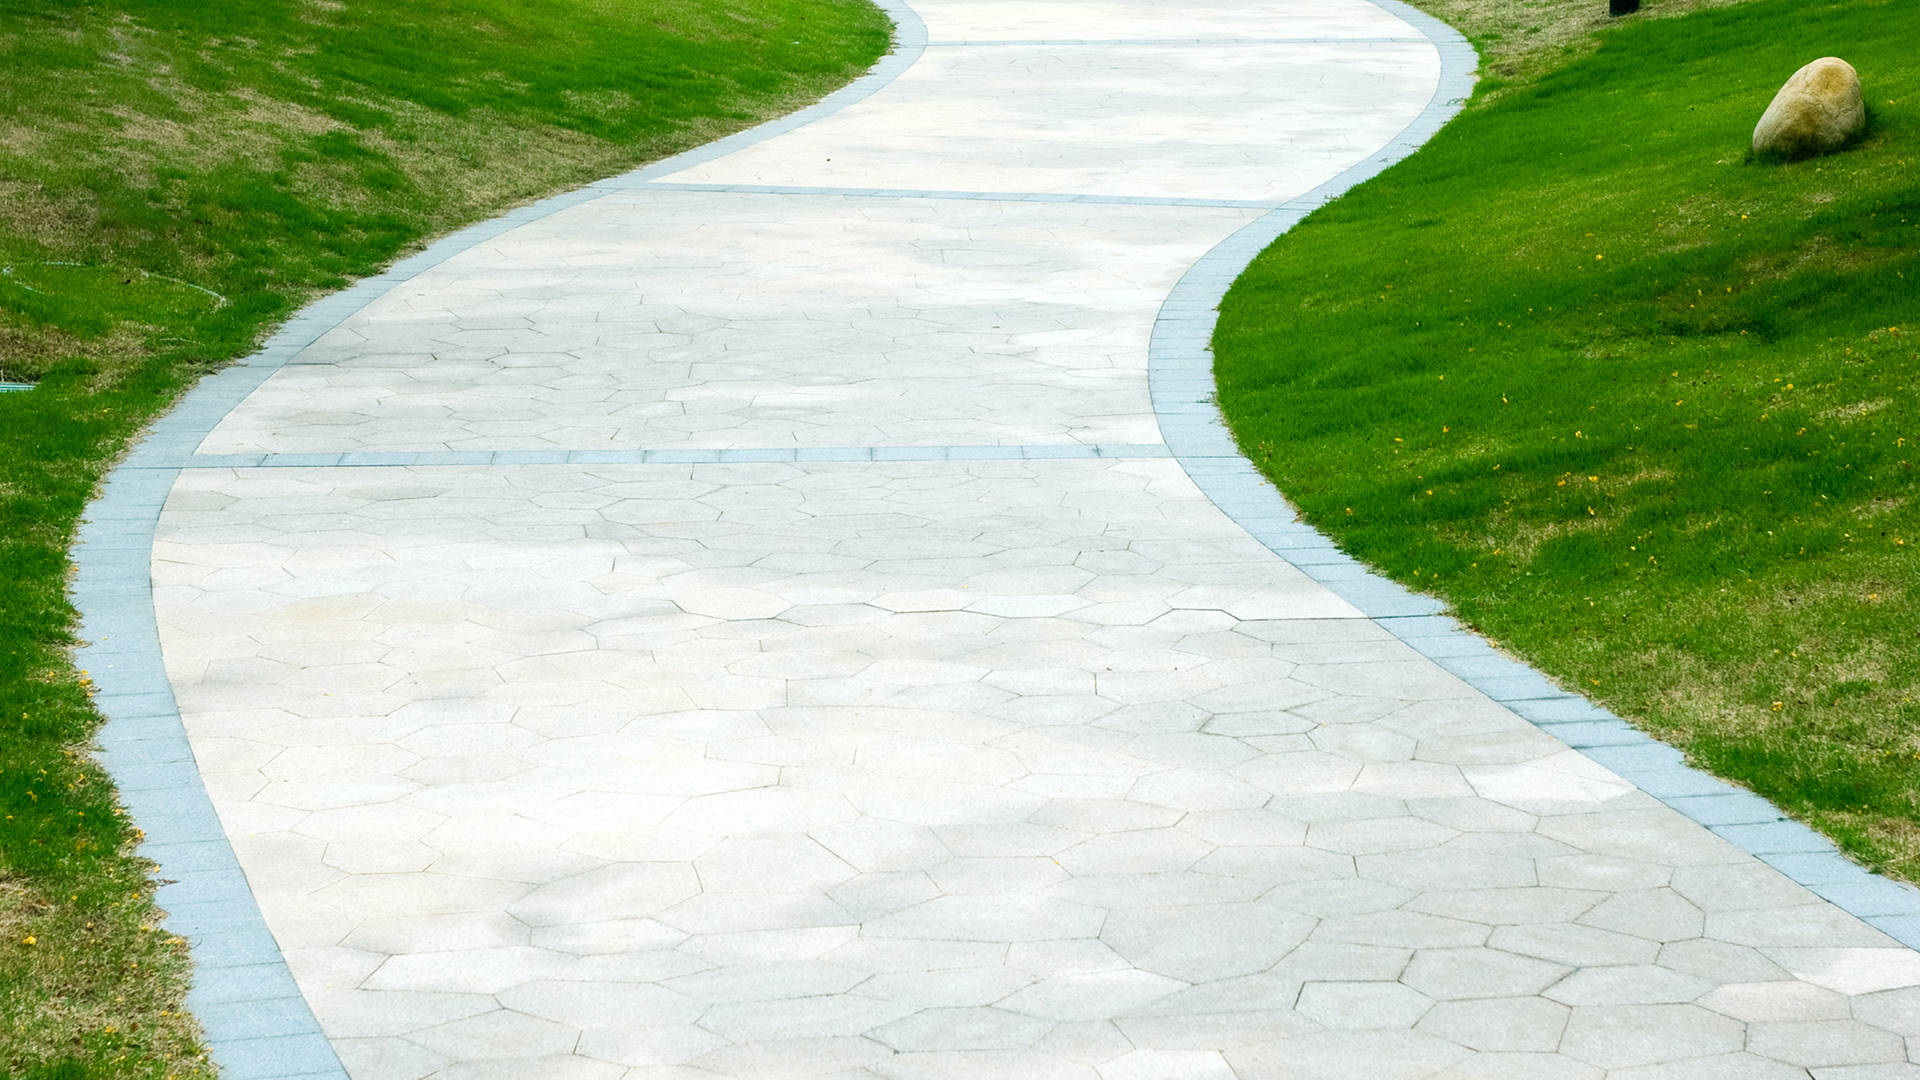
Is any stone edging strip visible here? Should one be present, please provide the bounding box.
[69,5,929,1078]
[1147,0,1920,947]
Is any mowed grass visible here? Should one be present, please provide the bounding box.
[0,1,888,1075]
[1215,0,1919,874]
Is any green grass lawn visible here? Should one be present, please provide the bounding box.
[0,1,888,1074]
[1216,0,1918,875]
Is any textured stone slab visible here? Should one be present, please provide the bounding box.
[910,0,1422,41]
[658,42,1440,202]
[199,196,1261,455]
[152,461,1920,1077]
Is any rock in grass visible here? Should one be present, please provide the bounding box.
[1753,57,1866,159]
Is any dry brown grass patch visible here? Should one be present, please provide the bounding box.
[1425,0,1765,89]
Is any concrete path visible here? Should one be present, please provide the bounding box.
[80,1,1920,1078]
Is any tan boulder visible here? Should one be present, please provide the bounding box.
[1753,57,1866,159]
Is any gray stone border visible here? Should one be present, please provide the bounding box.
[1148,0,1920,945]
[70,5,927,1078]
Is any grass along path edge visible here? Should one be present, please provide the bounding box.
[1213,0,1919,881]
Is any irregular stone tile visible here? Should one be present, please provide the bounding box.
[996,969,1186,1021]
[1415,996,1569,1053]
[1226,1029,1469,1080]
[1096,1049,1237,1080]
[1100,904,1313,982]
[1295,981,1433,1029]
[685,1035,890,1077]
[874,1050,1096,1080]
[1578,888,1705,943]
[1428,1053,1601,1080]
[1700,979,1852,1023]
[1850,986,1920,1036]
[405,1008,581,1059]
[510,864,701,928]
[1605,1053,1819,1079]
[1543,964,1714,1006]
[866,1008,1054,1052]
[1404,887,1603,926]
[865,895,1104,942]
[1769,948,1920,996]
[1488,923,1661,968]
[1745,1019,1909,1069]
[1399,947,1570,1001]
[304,989,495,1039]
[1314,911,1488,950]
[1558,1004,1745,1069]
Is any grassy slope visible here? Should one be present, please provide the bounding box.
[1216,0,1919,876]
[0,1,889,1075]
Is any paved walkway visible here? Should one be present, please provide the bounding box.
[79,0,1920,1078]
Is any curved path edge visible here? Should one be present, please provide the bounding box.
[1147,0,1920,957]
[69,6,927,1078]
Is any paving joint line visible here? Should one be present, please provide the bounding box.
[1146,0,1920,946]
[632,181,1284,208]
[144,444,1177,469]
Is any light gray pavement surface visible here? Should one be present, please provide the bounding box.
[75,0,1920,1078]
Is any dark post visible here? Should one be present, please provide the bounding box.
[1610,0,1640,14]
